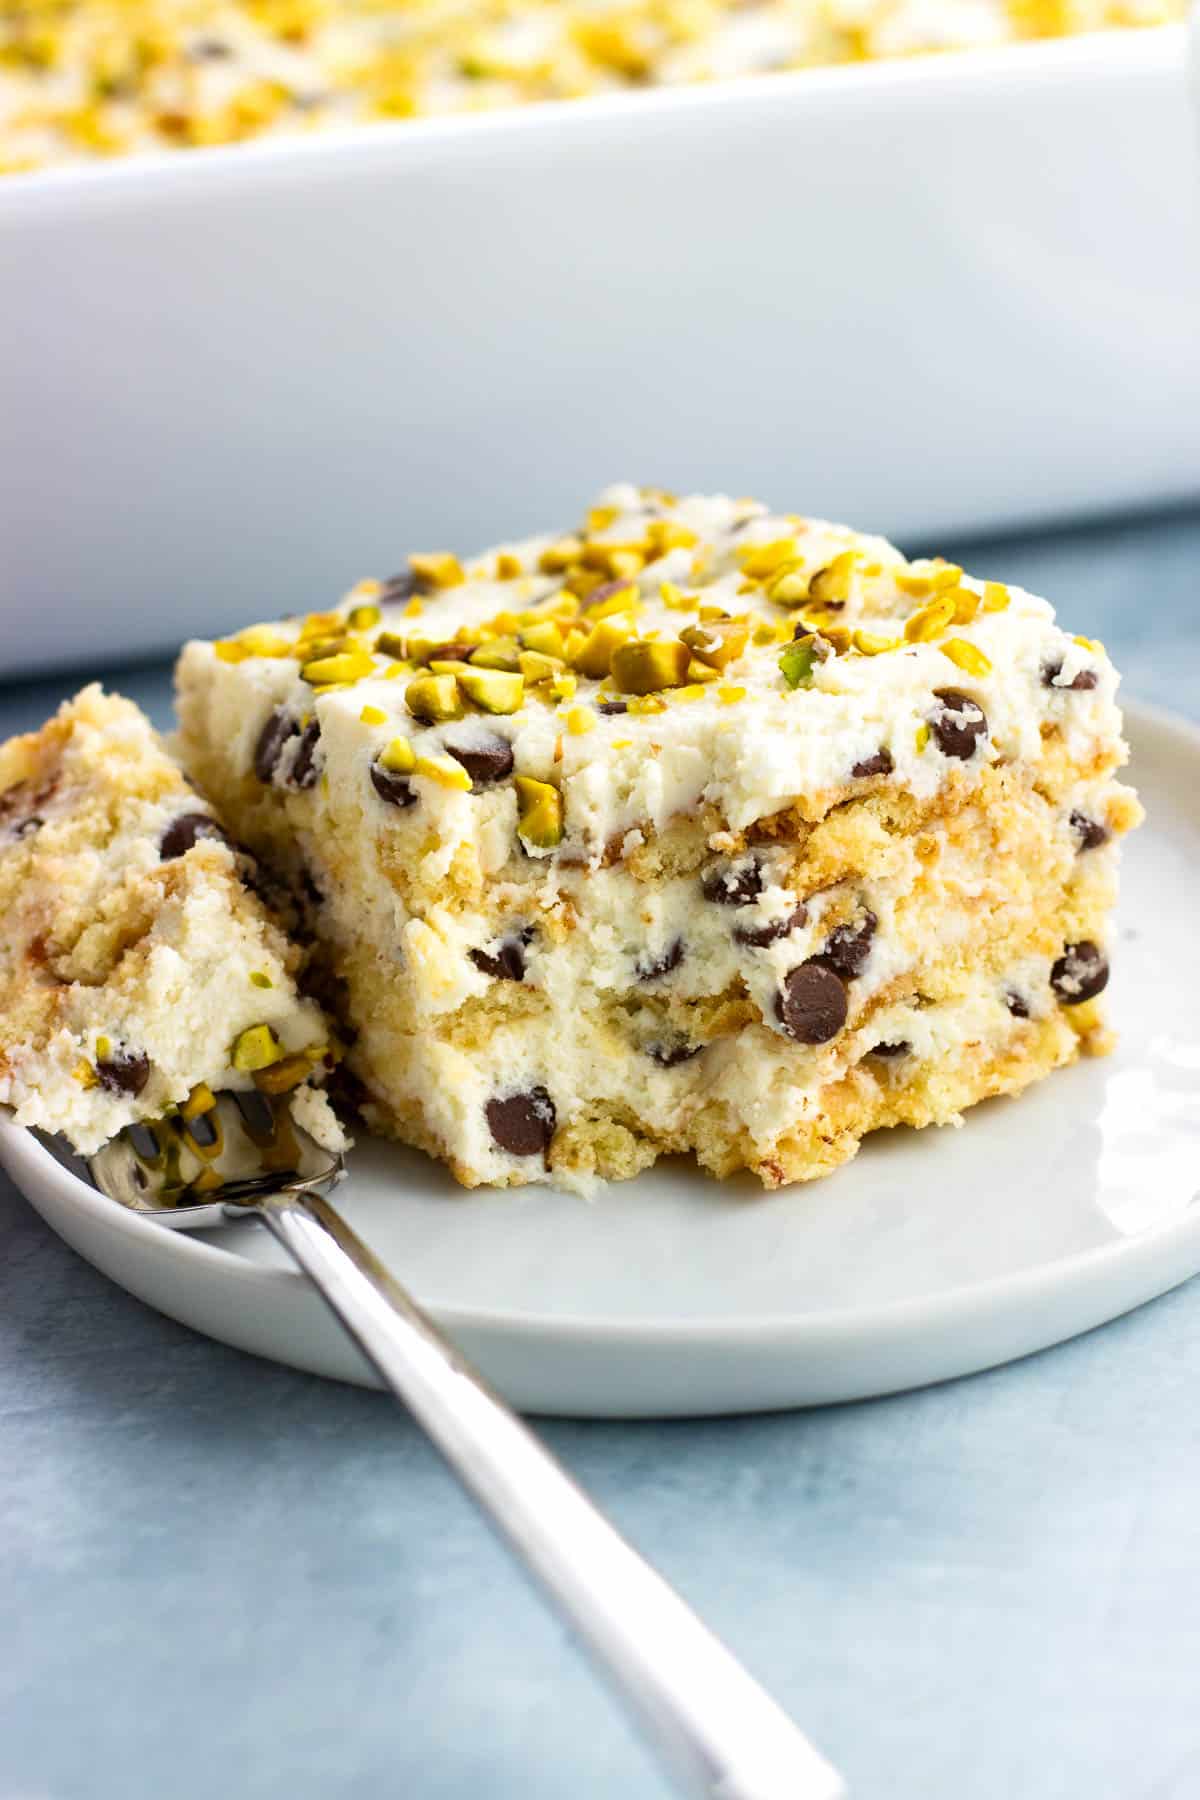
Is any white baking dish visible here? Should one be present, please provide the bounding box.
[1,27,1197,675]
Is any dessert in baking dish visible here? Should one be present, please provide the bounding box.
[0,0,1182,174]
[174,482,1141,1193]
[0,685,347,1158]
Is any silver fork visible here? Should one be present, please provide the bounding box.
[78,1093,846,1800]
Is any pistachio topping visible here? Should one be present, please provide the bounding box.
[515,775,563,850]
[406,673,465,723]
[458,668,525,714]
[610,639,690,695]
[230,1023,283,1072]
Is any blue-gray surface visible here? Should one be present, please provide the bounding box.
[4,508,1200,1800]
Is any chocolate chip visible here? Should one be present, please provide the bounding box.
[793,621,813,641]
[1070,810,1110,852]
[289,719,321,790]
[776,961,849,1044]
[1005,991,1030,1019]
[734,904,808,948]
[702,858,763,906]
[189,35,231,57]
[851,748,894,779]
[470,936,527,980]
[1051,941,1109,1005]
[818,910,876,980]
[929,690,988,760]
[598,699,628,716]
[636,937,684,981]
[1042,660,1098,692]
[445,734,514,786]
[486,1087,556,1157]
[160,811,231,861]
[871,1040,911,1058]
[96,1050,151,1097]
[647,1040,703,1067]
[370,762,418,808]
[254,709,300,783]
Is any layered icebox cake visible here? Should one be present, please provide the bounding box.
[0,686,346,1161]
[175,483,1141,1193]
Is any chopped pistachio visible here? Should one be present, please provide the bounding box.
[611,638,690,694]
[679,619,748,670]
[182,1082,216,1120]
[627,693,668,715]
[379,735,416,773]
[685,659,722,684]
[249,970,273,989]
[915,722,931,752]
[549,672,578,702]
[852,629,900,656]
[982,582,1011,613]
[95,1034,112,1062]
[519,650,564,685]
[564,706,596,736]
[495,551,524,579]
[375,631,409,659]
[764,563,811,606]
[515,775,564,849]
[458,668,525,714]
[645,519,698,554]
[717,685,747,705]
[948,585,981,624]
[349,602,382,629]
[539,536,583,574]
[360,704,388,725]
[414,751,473,791]
[231,1023,283,1072]
[519,620,566,657]
[405,673,464,723]
[904,596,957,642]
[779,637,820,688]
[738,537,799,579]
[581,584,639,622]
[72,1059,98,1089]
[807,551,859,604]
[940,638,993,677]
[409,551,464,589]
[571,615,637,680]
[659,580,696,611]
[428,659,474,677]
[471,636,522,672]
[301,650,376,686]
[253,1051,319,1095]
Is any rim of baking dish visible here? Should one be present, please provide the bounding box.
[0,26,1185,215]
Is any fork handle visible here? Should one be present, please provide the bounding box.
[249,1186,846,1800]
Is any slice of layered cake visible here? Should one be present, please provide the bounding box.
[174,483,1141,1192]
[0,685,346,1158]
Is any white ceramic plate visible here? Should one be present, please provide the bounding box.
[4,697,1199,1418]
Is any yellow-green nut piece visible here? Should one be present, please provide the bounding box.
[231,1023,283,1072]
[679,619,749,670]
[470,636,522,671]
[300,650,376,686]
[518,650,564,685]
[611,638,691,695]
[571,615,637,680]
[375,631,409,659]
[379,735,416,773]
[519,620,565,658]
[348,602,382,629]
[459,668,525,714]
[405,672,464,723]
[515,775,564,850]
[253,1052,317,1095]
[779,636,822,689]
[807,551,858,605]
